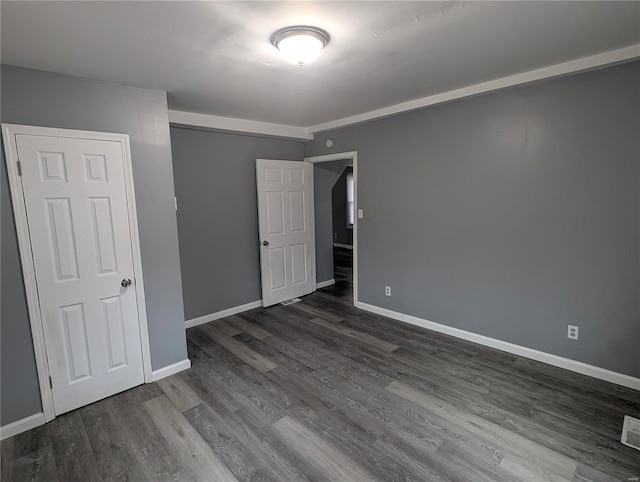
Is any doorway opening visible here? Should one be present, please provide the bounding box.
[305,151,358,306]
[330,165,353,301]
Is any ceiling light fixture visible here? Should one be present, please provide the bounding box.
[271,26,330,66]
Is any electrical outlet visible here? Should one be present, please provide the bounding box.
[385,286,391,296]
[567,325,579,340]
[334,233,337,239]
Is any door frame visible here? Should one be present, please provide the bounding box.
[304,151,358,306]
[2,123,153,423]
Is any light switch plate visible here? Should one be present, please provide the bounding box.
[357,209,364,219]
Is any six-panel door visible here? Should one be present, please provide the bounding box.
[16,134,144,415]
[256,159,315,306]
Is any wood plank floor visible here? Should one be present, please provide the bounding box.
[3,259,639,480]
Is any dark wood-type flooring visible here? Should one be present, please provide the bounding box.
[3,252,639,481]
[332,245,353,302]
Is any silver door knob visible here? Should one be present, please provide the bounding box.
[121,278,132,288]
[262,241,269,246]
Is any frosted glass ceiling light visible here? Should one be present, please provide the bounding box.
[271,26,330,66]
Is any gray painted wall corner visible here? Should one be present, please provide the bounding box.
[170,127,305,321]
[305,61,640,378]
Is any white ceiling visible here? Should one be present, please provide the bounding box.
[2,1,639,128]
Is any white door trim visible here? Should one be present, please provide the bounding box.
[2,123,153,423]
[304,151,358,306]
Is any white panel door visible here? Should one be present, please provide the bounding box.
[16,134,144,415]
[256,159,315,307]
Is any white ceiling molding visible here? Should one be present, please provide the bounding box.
[169,45,639,140]
[305,44,640,134]
[168,110,313,141]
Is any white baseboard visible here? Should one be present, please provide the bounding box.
[185,300,263,329]
[0,412,45,440]
[150,359,191,382]
[333,243,353,250]
[355,301,640,391]
[316,279,336,289]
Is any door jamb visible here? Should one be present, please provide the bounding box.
[2,123,154,423]
[304,151,358,306]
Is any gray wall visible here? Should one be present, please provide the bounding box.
[1,151,42,424]
[306,61,640,377]
[314,160,351,282]
[170,127,304,320]
[1,65,188,425]
[332,166,353,246]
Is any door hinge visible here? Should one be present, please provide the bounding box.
[17,161,22,176]
[49,376,53,389]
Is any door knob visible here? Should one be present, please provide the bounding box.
[121,278,132,288]
[262,241,269,246]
